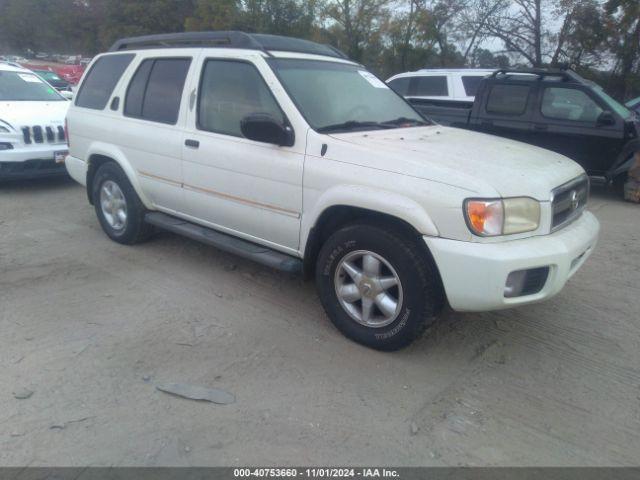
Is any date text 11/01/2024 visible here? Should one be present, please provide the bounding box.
[233,468,400,478]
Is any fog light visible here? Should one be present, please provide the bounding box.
[505,267,550,298]
[0,142,13,150]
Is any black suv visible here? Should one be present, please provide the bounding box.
[411,68,640,188]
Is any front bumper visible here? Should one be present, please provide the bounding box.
[0,143,68,179]
[425,211,600,312]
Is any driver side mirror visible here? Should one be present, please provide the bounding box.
[240,113,294,147]
[596,110,616,127]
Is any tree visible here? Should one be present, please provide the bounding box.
[605,0,640,98]
[324,0,392,61]
[184,0,241,31]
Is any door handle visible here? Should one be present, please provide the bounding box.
[185,139,200,148]
[534,124,548,131]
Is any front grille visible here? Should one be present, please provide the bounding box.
[20,125,66,145]
[551,175,589,231]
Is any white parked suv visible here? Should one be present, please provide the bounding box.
[0,62,70,179]
[387,69,495,105]
[65,32,599,350]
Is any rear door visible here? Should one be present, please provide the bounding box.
[472,80,536,143]
[530,85,624,175]
[117,53,195,213]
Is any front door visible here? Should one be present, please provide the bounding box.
[181,57,304,253]
[530,86,623,175]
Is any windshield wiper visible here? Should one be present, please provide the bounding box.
[316,120,395,133]
[379,117,429,127]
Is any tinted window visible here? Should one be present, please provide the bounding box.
[125,58,190,124]
[413,76,448,96]
[542,88,603,122]
[198,60,285,137]
[461,76,484,97]
[486,84,530,115]
[388,77,411,96]
[75,54,134,110]
[124,60,154,118]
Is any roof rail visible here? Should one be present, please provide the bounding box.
[108,31,349,60]
[490,68,585,83]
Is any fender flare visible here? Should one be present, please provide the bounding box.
[300,184,439,256]
[85,142,153,209]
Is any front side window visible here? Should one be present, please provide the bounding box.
[125,58,191,125]
[413,76,448,97]
[387,77,411,96]
[542,87,603,122]
[486,84,530,116]
[198,60,285,137]
[76,54,134,110]
[0,71,64,101]
[268,59,425,132]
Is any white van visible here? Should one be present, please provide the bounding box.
[387,69,495,105]
[65,32,598,350]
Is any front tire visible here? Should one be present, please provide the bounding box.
[92,162,152,244]
[315,224,443,351]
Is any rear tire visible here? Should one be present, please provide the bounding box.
[315,223,443,351]
[92,162,153,244]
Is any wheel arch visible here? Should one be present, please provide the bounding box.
[302,197,440,279]
[85,144,151,208]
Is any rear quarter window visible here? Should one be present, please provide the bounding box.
[124,58,191,125]
[486,84,530,116]
[75,54,134,110]
[413,76,448,97]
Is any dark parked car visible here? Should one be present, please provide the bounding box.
[626,96,640,116]
[410,68,639,190]
[32,69,72,93]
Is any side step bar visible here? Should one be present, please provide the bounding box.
[145,212,303,274]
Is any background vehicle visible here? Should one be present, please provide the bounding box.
[0,63,69,179]
[387,69,494,108]
[32,69,74,99]
[65,32,598,351]
[414,68,640,189]
[626,96,640,115]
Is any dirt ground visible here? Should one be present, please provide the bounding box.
[1,177,639,467]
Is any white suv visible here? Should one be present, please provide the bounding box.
[0,63,69,179]
[65,32,599,350]
[387,69,495,105]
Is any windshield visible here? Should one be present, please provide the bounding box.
[36,71,63,82]
[268,59,427,132]
[593,86,633,119]
[0,71,64,101]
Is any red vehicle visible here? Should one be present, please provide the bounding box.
[20,62,86,85]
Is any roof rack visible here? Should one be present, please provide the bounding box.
[108,31,349,60]
[490,68,585,84]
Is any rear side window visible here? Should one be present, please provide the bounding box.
[461,76,484,97]
[75,54,134,110]
[413,76,448,96]
[486,84,530,116]
[388,77,411,96]
[124,58,191,125]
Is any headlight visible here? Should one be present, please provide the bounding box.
[0,126,10,133]
[464,197,540,236]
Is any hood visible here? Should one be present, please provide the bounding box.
[329,126,585,200]
[0,100,69,129]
